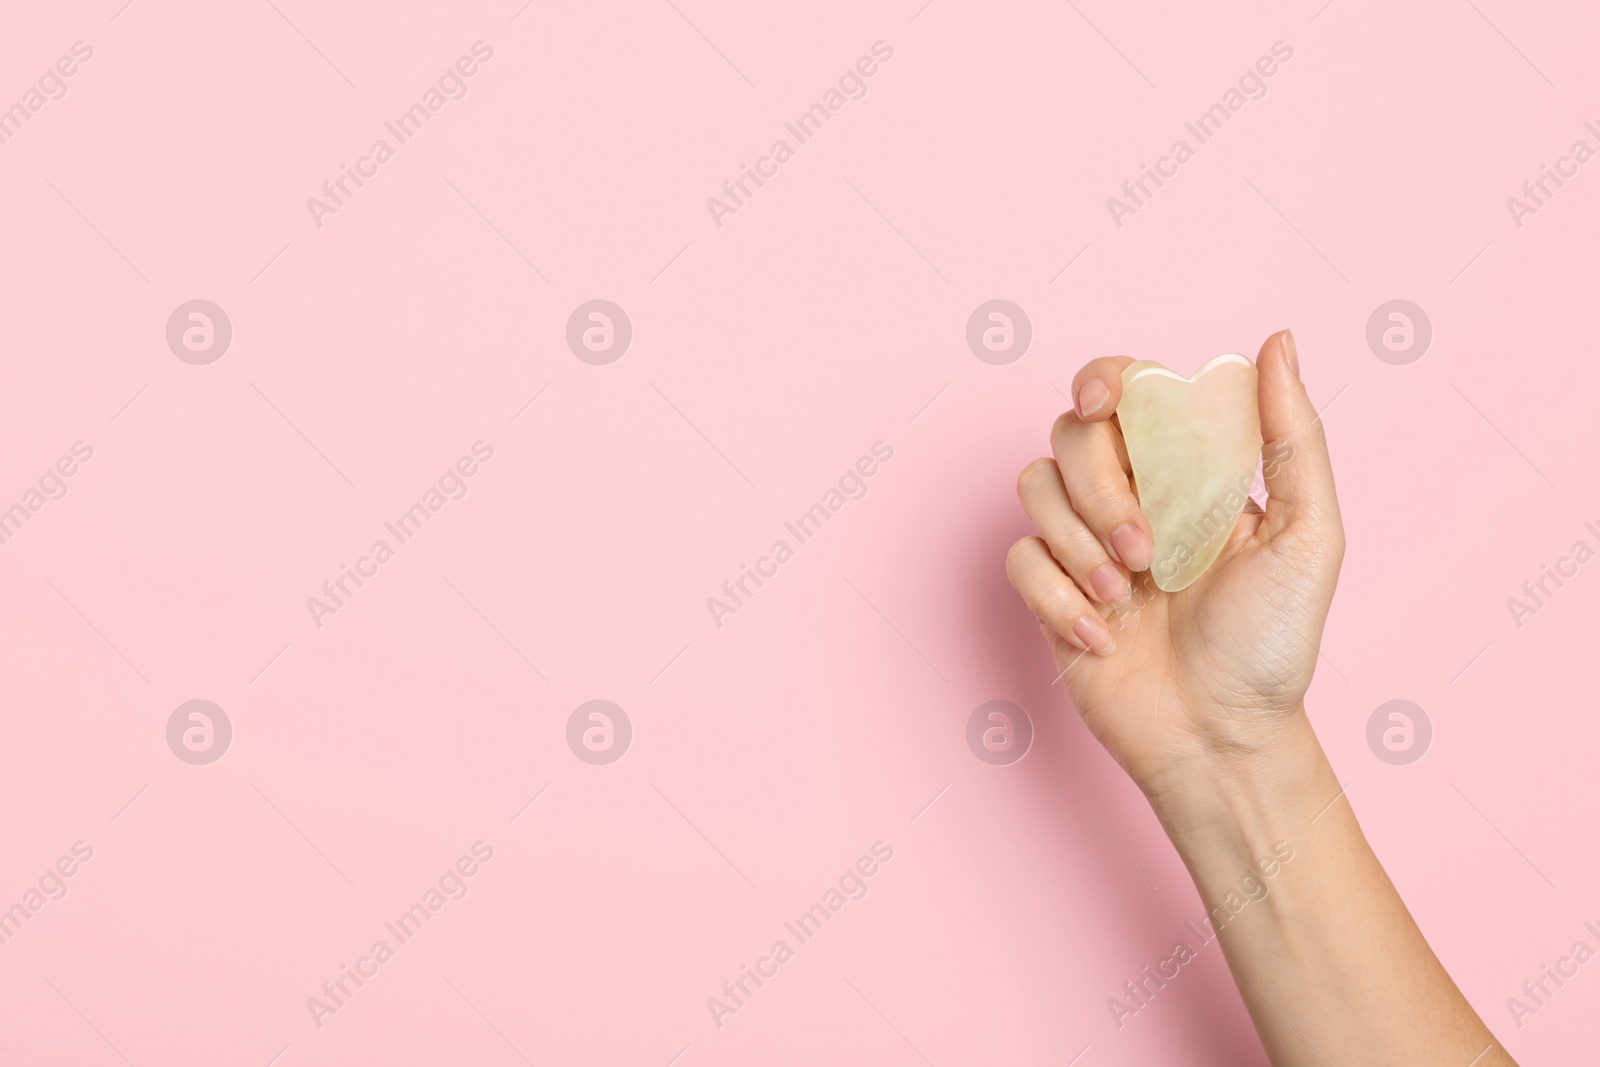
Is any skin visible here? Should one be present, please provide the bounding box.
[1008,330,1517,1065]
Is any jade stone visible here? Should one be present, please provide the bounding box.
[1117,354,1263,592]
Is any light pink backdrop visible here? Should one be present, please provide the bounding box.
[3,0,1598,1063]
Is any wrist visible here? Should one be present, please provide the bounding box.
[1141,710,1338,866]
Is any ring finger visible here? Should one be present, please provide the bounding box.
[1016,458,1132,606]
[1006,536,1116,655]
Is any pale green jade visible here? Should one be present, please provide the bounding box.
[1116,354,1263,592]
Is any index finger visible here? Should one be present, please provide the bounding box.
[1070,356,1136,422]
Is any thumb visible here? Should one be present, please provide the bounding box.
[1257,329,1342,545]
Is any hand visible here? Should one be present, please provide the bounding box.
[1009,333,1515,1067]
[1006,330,1344,803]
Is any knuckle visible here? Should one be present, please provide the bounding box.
[1050,410,1083,441]
[1040,580,1084,623]
[1298,416,1329,453]
[1052,526,1103,573]
[1077,470,1131,512]
[1016,458,1057,498]
[1005,536,1037,575]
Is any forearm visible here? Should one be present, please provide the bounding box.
[1148,714,1516,1067]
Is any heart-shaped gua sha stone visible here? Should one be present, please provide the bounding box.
[1116,354,1262,592]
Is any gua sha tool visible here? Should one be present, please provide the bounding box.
[1116,354,1262,592]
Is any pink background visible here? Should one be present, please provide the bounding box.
[3,0,1598,1063]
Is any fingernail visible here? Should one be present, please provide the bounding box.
[1090,563,1131,605]
[1281,329,1299,379]
[1076,378,1110,418]
[1074,614,1115,656]
[1110,524,1151,572]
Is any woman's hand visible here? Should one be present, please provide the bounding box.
[1006,330,1344,804]
[1011,331,1517,1066]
